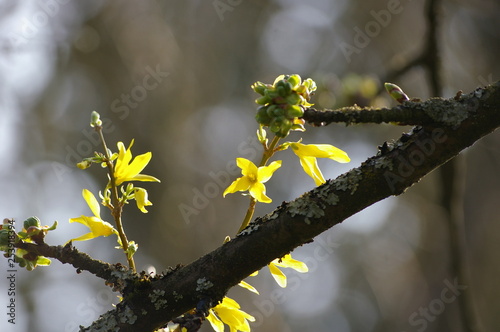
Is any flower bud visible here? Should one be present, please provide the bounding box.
[255,95,271,105]
[384,83,409,103]
[90,111,102,127]
[77,159,92,170]
[278,118,293,137]
[23,216,41,230]
[285,105,303,118]
[273,107,285,117]
[251,82,267,95]
[284,93,300,105]
[266,105,277,118]
[287,74,301,88]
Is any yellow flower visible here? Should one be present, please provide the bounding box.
[223,158,282,203]
[114,139,160,186]
[268,254,308,288]
[207,297,255,332]
[290,142,350,186]
[134,187,152,213]
[69,189,117,242]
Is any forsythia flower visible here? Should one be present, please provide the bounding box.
[69,189,117,242]
[114,139,161,186]
[207,297,255,332]
[134,187,152,213]
[268,254,308,288]
[223,158,281,203]
[290,142,350,186]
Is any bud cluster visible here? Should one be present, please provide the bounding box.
[0,217,55,270]
[252,74,317,137]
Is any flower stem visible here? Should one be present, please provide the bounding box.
[237,135,281,234]
[95,126,136,272]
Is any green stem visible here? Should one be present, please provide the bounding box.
[237,135,281,234]
[95,126,136,272]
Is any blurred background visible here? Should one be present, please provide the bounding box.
[0,0,499,331]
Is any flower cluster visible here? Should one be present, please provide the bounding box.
[252,74,316,137]
[0,217,56,271]
[69,111,160,272]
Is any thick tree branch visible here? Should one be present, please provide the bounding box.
[77,82,500,331]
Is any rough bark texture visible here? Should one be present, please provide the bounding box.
[15,82,500,331]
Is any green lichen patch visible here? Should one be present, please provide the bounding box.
[372,156,394,171]
[287,184,341,224]
[149,289,167,310]
[421,98,470,127]
[196,278,214,292]
[119,305,137,324]
[335,168,363,194]
[238,224,260,236]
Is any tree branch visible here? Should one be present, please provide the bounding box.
[302,89,473,127]
[28,82,500,331]
[14,241,137,293]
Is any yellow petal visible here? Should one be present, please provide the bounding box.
[223,177,252,197]
[207,310,224,332]
[292,142,350,163]
[214,297,255,331]
[236,158,258,177]
[272,254,309,273]
[134,188,152,213]
[268,263,287,288]
[69,216,115,241]
[238,280,260,294]
[129,174,161,183]
[82,189,101,218]
[298,155,325,186]
[249,182,272,203]
[257,160,282,183]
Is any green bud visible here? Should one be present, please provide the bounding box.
[0,230,10,249]
[273,107,285,117]
[384,82,409,103]
[276,85,287,98]
[285,93,300,105]
[286,105,303,118]
[77,160,92,170]
[255,95,271,105]
[278,118,293,137]
[24,216,41,230]
[287,74,301,88]
[251,82,267,95]
[266,105,277,118]
[90,111,102,127]
[264,87,278,100]
[269,118,282,133]
[283,81,293,95]
[256,107,272,125]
